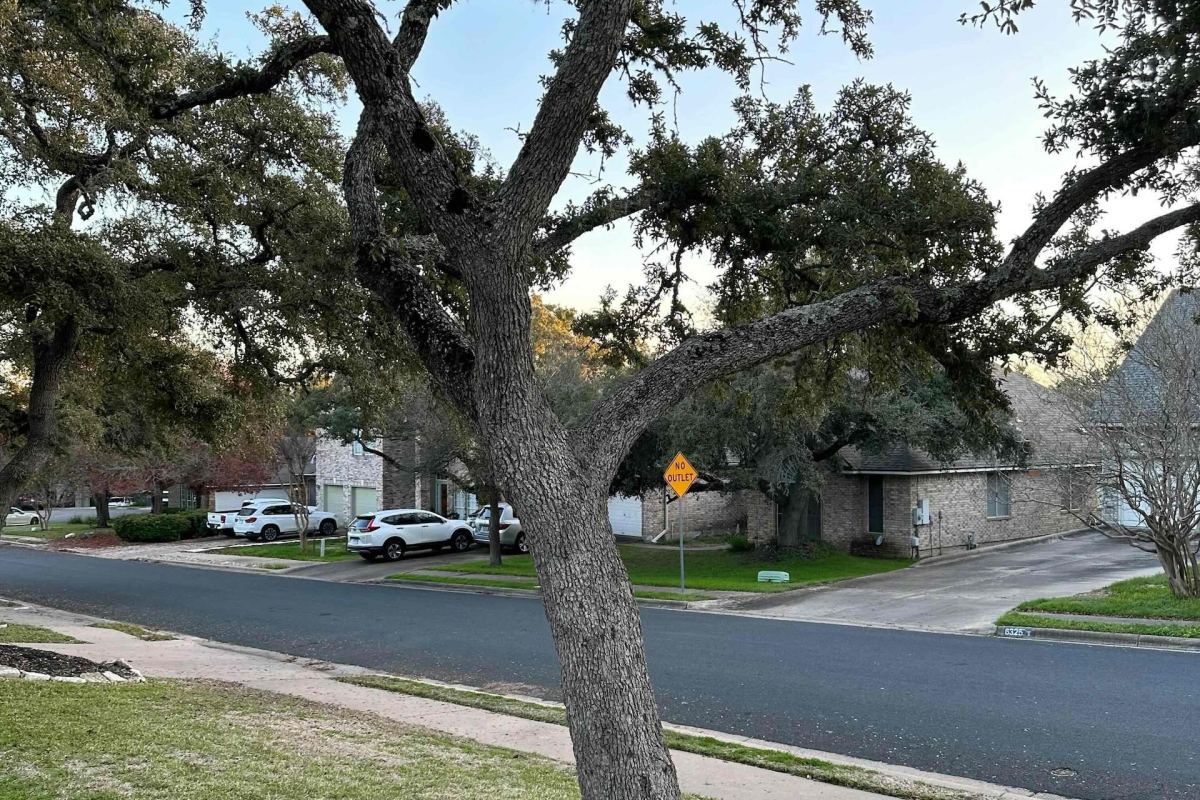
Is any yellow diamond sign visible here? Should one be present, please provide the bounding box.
[663,452,698,498]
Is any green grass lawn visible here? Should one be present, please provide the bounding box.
[996,610,1200,639]
[1,521,102,540]
[343,675,970,800]
[1015,575,1200,620]
[0,680,582,800]
[214,538,356,562]
[435,545,911,593]
[388,574,715,602]
[0,623,79,644]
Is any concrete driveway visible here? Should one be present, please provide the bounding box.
[736,532,1162,633]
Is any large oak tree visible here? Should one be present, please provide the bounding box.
[24,1,1200,797]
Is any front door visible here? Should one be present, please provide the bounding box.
[867,476,884,535]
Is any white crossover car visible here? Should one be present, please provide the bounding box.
[231,499,339,542]
[5,507,39,528]
[347,509,474,561]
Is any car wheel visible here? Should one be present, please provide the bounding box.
[261,525,280,543]
[514,532,529,554]
[360,553,378,562]
[318,519,336,537]
[383,539,405,562]
[450,530,473,553]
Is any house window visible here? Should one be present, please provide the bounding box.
[867,476,884,534]
[351,441,365,457]
[986,472,1011,518]
[1062,469,1089,512]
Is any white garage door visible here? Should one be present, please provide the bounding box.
[214,489,286,511]
[352,487,378,517]
[608,495,643,538]
[323,484,346,522]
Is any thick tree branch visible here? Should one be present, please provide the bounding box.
[304,0,476,252]
[497,1,637,240]
[150,36,335,119]
[536,187,658,258]
[581,199,1200,478]
[343,114,476,414]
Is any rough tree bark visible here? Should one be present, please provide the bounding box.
[93,492,111,529]
[487,490,502,568]
[0,318,80,531]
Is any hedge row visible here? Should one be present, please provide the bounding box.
[112,510,210,543]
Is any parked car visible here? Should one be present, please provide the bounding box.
[347,509,474,562]
[5,507,39,528]
[471,503,527,554]
[231,499,339,542]
[108,496,134,508]
[207,499,282,536]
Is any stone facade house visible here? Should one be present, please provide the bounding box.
[315,436,385,525]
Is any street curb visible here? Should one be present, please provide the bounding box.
[993,625,1200,652]
[378,577,705,609]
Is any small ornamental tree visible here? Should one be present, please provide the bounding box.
[52,1,1200,797]
[1048,291,1200,597]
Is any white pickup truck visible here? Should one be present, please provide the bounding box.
[231,499,340,542]
[206,500,265,537]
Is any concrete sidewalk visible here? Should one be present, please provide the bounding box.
[0,599,1067,800]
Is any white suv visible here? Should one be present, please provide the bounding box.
[471,503,527,553]
[347,509,474,562]
[232,499,339,542]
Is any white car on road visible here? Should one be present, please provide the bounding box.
[232,499,339,542]
[347,508,474,562]
[5,507,39,528]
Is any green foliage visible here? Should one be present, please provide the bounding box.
[111,513,188,542]
[726,534,752,553]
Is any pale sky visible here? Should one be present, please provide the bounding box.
[186,1,1178,313]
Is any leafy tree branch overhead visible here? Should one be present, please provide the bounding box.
[6,1,1200,798]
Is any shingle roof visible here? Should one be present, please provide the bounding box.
[1093,289,1200,423]
[841,370,1086,474]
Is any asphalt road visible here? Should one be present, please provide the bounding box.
[0,545,1195,800]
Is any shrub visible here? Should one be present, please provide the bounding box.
[179,510,210,539]
[112,514,190,543]
[727,535,753,553]
[68,515,83,525]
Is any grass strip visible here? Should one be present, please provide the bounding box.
[389,574,715,602]
[431,546,910,593]
[213,539,355,563]
[0,623,79,643]
[340,674,976,800]
[90,621,175,641]
[1015,575,1200,621]
[997,611,1200,639]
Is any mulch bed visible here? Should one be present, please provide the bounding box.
[0,645,139,679]
[46,532,123,549]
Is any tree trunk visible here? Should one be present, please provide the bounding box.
[1156,538,1200,597]
[508,475,680,799]
[0,318,80,531]
[93,493,111,528]
[488,491,502,567]
[150,481,165,514]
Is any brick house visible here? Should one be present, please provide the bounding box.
[710,371,1093,556]
[315,436,384,525]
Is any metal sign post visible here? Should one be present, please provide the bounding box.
[663,451,697,593]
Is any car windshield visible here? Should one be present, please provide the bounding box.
[236,507,257,517]
[350,517,373,530]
